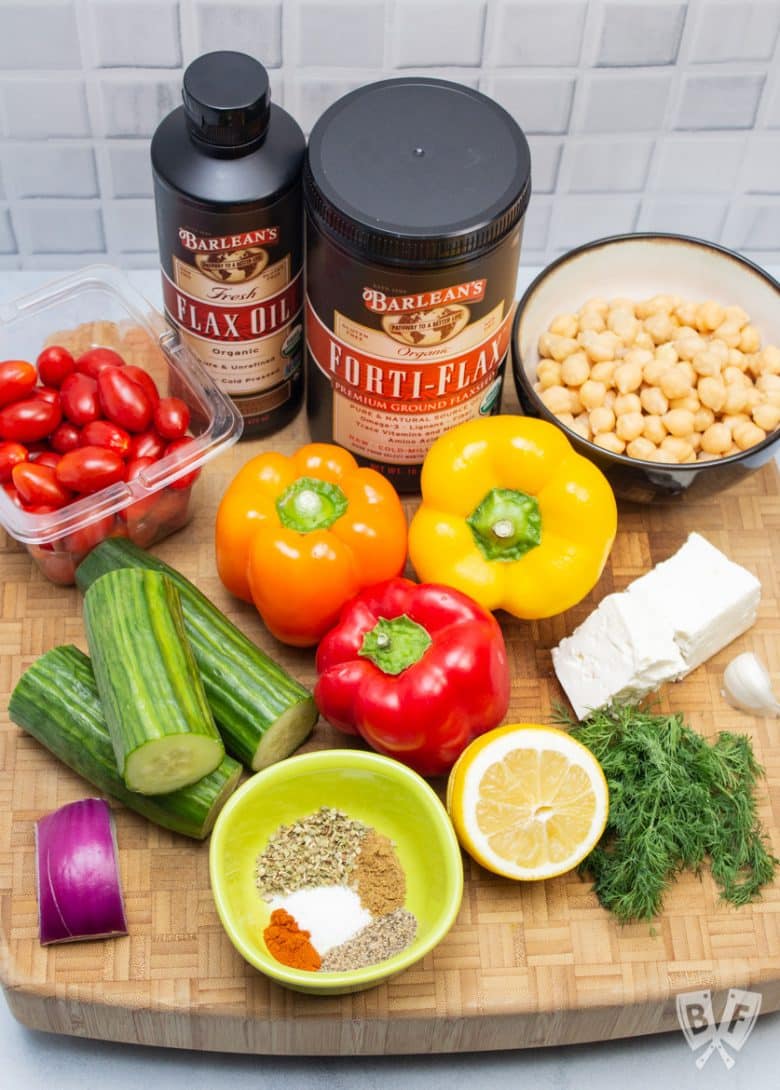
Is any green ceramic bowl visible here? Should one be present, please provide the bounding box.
[209,749,464,995]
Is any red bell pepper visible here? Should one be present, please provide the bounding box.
[315,577,510,777]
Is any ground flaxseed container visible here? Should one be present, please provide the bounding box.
[304,77,531,490]
[152,52,305,438]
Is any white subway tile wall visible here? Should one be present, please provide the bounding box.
[0,0,778,268]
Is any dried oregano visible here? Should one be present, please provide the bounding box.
[255,806,368,900]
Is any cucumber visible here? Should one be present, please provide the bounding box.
[84,568,224,795]
[9,645,241,840]
[76,539,317,770]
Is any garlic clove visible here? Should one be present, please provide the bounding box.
[722,652,780,717]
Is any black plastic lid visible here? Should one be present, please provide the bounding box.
[183,51,271,148]
[304,78,531,266]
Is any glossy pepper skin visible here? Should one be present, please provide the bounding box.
[315,577,510,777]
[408,416,617,620]
[215,443,407,646]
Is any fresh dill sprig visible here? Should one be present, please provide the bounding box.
[553,703,777,923]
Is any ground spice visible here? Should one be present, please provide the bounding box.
[263,908,322,971]
[256,806,367,899]
[320,908,417,973]
[353,830,406,916]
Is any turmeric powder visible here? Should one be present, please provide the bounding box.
[263,908,321,971]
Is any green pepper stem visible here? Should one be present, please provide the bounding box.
[276,477,348,533]
[466,487,542,562]
[359,615,432,675]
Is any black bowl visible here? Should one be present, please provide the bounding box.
[511,233,780,502]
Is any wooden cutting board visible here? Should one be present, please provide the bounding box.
[2,374,780,1055]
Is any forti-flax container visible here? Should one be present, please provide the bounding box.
[304,77,531,490]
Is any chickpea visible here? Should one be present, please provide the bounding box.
[555,411,575,428]
[730,345,750,369]
[626,437,658,460]
[643,415,667,444]
[570,414,592,440]
[549,313,579,338]
[604,389,617,410]
[593,432,626,454]
[540,385,573,415]
[676,360,696,386]
[560,351,590,387]
[676,301,700,327]
[634,330,655,351]
[693,407,715,432]
[722,385,750,415]
[660,436,695,463]
[732,420,767,450]
[689,431,702,452]
[693,349,722,378]
[676,325,698,340]
[722,365,751,388]
[579,379,607,410]
[538,332,555,358]
[713,321,742,349]
[614,360,643,394]
[568,389,584,415]
[537,358,562,389]
[589,406,616,435]
[644,311,678,345]
[663,409,696,438]
[753,402,780,432]
[701,422,732,454]
[614,392,642,416]
[643,358,670,386]
[669,394,701,414]
[698,376,726,412]
[608,308,639,343]
[578,310,606,333]
[760,345,780,375]
[616,411,645,442]
[660,366,693,400]
[674,334,707,361]
[636,294,676,319]
[743,386,762,411]
[547,334,580,362]
[640,386,669,415]
[757,374,780,394]
[581,297,609,315]
[590,360,616,386]
[695,300,726,332]
[724,304,750,329]
[654,343,679,368]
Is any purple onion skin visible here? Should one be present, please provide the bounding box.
[35,798,128,945]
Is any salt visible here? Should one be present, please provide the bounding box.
[271,885,371,955]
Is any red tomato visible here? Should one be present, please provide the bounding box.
[0,441,28,482]
[0,360,37,408]
[2,481,24,508]
[36,346,75,388]
[97,368,153,432]
[127,429,166,461]
[12,462,72,508]
[76,347,125,378]
[164,437,201,490]
[0,398,61,443]
[154,397,190,440]
[60,372,101,426]
[63,513,118,557]
[50,422,81,454]
[123,365,160,408]
[125,455,156,483]
[56,446,125,494]
[80,419,131,457]
[31,451,61,469]
[32,385,60,405]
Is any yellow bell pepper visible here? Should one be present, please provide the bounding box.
[408,416,617,619]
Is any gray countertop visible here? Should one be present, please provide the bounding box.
[2,265,780,1090]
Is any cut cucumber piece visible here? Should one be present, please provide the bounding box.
[9,645,241,840]
[76,539,317,770]
[83,568,224,795]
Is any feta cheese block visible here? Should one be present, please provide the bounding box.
[626,533,761,675]
[552,532,761,720]
[552,593,686,721]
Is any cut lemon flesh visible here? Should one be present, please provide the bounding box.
[446,723,609,881]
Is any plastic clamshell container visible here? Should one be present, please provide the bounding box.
[0,265,243,584]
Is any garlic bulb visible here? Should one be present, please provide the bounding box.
[722,652,780,717]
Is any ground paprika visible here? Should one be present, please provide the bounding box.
[263,907,322,971]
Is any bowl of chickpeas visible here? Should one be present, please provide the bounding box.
[511,233,780,501]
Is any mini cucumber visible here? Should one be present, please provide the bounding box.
[83,568,224,795]
[8,645,241,840]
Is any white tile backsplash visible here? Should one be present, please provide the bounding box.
[0,0,778,267]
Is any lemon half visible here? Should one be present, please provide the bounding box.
[446,723,609,881]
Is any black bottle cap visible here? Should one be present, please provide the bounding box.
[183,51,271,148]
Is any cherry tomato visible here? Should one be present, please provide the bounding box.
[31,451,61,470]
[80,419,131,457]
[0,398,61,443]
[60,372,101,426]
[76,347,125,379]
[123,365,160,408]
[0,360,38,408]
[0,441,28,482]
[32,385,60,405]
[164,437,201,491]
[123,458,163,546]
[98,368,153,432]
[56,446,125,495]
[36,345,75,388]
[50,422,81,454]
[153,397,190,440]
[2,481,24,508]
[63,513,118,557]
[12,462,72,508]
[127,429,166,461]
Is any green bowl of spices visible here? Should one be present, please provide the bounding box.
[209,748,464,994]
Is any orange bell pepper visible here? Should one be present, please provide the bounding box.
[215,443,408,646]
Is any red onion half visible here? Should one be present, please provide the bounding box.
[35,798,128,945]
